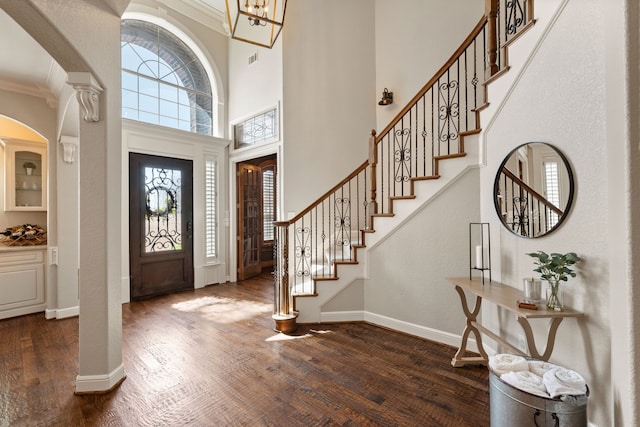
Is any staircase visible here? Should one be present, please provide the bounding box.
[273,0,564,332]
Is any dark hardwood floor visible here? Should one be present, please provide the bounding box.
[0,273,489,426]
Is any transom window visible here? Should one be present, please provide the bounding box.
[121,20,215,135]
[233,107,278,149]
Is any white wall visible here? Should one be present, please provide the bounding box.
[281,0,376,215]
[481,1,610,424]
[374,0,483,131]
[228,36,282,131]
[227,28,283,281]
[606,0,640,424]
[365,168,480,342]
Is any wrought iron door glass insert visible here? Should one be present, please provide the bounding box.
[145,167,182,252]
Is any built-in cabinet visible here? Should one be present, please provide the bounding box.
[4,140,47,211]
[0,247,46,319]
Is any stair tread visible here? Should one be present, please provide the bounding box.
[434,153,466,160]
[484,66,510,85]
[390,196,416,200]
[313,277,338,282]
[412,175,440,181]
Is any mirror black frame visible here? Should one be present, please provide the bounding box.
[493,142,575,238]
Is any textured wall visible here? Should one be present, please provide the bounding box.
[481,1,611,424]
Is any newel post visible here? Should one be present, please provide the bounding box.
[273,221,298,333]
[485,0,499,77]
[368,129,378,219]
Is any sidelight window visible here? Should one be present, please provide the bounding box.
[205,158,217,258]
[543,161,560,229]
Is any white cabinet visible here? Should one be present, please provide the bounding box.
[4,140,47,211]
[0,248,46,319]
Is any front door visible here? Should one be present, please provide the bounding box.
[237,163,263,281]
[129,153,194,300]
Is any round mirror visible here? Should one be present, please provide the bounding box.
[493,142,574,238]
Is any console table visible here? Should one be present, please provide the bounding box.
[446,277,584,368]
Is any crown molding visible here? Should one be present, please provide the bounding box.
[151,0,228,35]
[0,78,57,109]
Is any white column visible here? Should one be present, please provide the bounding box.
[68,71,125,393]
[54,135,80,318]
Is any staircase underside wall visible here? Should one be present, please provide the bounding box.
[317,168,481,338]
[363,168,480,336]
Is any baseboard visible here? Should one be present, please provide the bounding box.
[0,303,46,320]
[46,306,79,319]
[75,363,126,394]
[121,276,131,304]
[320,310,365,322]
[320,310,482,354]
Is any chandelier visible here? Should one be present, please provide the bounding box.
[225,0,288,49]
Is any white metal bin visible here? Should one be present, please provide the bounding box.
[490,372,587,426]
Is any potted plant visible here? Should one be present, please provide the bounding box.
[23,162,36,176]
[526,251,581,311]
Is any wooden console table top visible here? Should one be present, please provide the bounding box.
[446,277,584,319]
[445,277,584,367]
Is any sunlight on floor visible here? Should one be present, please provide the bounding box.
[171,296,271,323]
[265,328,333,342]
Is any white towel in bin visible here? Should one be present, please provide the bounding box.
[489,354,529,376]
[501,371,549,398]
[543,367,588,398]
[528,360,559,377]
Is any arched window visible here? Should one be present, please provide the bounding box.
[121,19,215,135]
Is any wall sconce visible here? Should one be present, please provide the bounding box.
[378,88,393,106]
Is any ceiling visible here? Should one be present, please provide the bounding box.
[0,1,227,107]
[0,9,62,104]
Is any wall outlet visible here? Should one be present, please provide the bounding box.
[48,246,58,265]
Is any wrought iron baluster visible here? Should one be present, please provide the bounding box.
[416,95,427,176]
[483,24,487,76]
[355,176,359,241]
[387,132,392,204]
[457,58,461,138]
[464,49,469,132]
[321,199,327,276]
[363,167,368,230]
[473,34,479,112]
[431,88,435,174]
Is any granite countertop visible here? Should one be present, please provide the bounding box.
[0,243,47,252]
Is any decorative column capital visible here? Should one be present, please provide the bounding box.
[67,72,103,122]
[59,135,79,163]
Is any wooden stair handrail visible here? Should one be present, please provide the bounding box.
[275,160,370,227]
[375,16,489,144]
[501,167,563,216]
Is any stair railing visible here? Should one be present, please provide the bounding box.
[273,0,535,332]
[496,167,562,238]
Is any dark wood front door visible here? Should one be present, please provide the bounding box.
[129,153,194,300]
[237,163,263,281]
